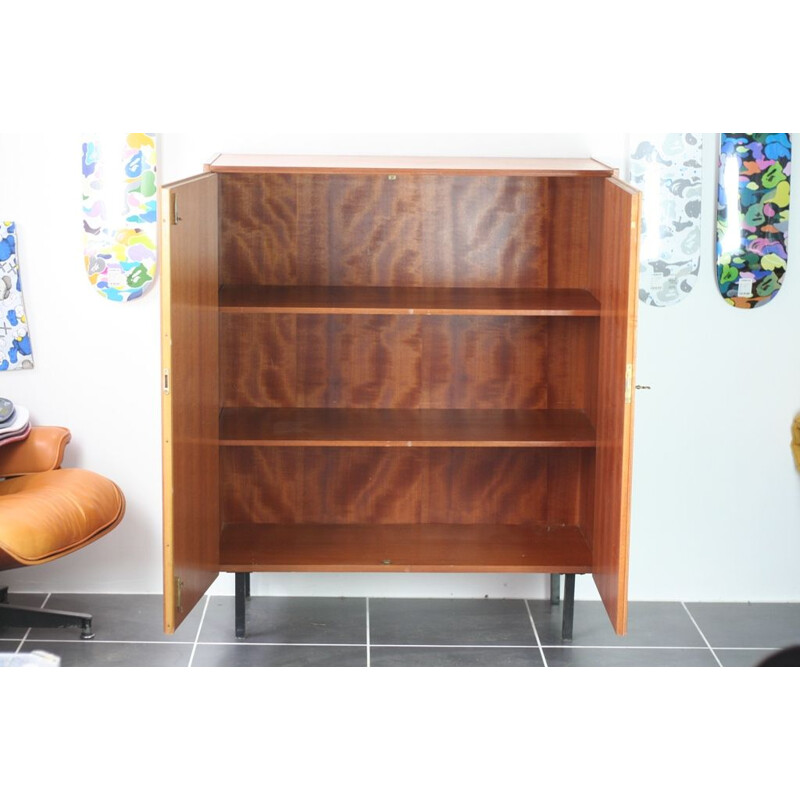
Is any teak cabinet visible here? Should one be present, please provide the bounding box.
[160,154,640,637]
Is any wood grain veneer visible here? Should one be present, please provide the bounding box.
[219,173,549,288]
[218,408,596,447]
[220,315,552,410]
[219,523,592,572]
[161,174,220,633]
[219,285,600,316]
[588,177,640,634]
[220,447,586,527]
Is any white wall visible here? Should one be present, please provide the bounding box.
[630,133,800,602]
[2,132,799,603]
[0,133,164,593]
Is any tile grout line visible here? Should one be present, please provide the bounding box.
[11,638,735,650]
[681,601,723,667]
[524,599,548,667]
[13,592,49,654]
[11,636,729,651]
[187,595,211,668]
[366,597,370,668]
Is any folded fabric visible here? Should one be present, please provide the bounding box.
[0,406,29,437]
[0,423,31,447]
[0,407,31,448]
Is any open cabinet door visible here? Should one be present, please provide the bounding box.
[161,173,220,632]
[592,176,641,634]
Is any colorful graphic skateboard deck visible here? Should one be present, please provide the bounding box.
[629,133,703,307]
[716,133,791,308]
[82,133,158,302]
[0,221,34,370]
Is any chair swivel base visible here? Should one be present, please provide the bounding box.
[0,587,95,639]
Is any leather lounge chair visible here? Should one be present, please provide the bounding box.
[0,427,125,639]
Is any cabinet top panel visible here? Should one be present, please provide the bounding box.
[204,153,615,176]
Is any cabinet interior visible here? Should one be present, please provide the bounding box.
[161,157,638,634]
[216,172,602,570]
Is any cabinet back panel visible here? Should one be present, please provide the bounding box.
[219,174,550,288]
[220,314,551,409]
[221,447,585,526]
[547,177,595,290]
[546,317,599,421]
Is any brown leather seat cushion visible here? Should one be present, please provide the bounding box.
[0,469,125,568]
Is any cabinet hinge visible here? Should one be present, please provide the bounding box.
[175,576,183,613]
[163,368,170,394]
[625,363,633,404]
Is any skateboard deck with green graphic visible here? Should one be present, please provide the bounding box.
[81,133,158,302]
[716,133,791,308]
[629,133,703,307]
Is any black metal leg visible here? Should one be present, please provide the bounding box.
[550,574,561,606]
[80,618,95,640]
[562,573,576,641]
[235,573,250,640]
[0,602,95,639]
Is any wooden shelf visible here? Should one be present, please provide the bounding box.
[218,285,601,317]
[219,408,596,447]
[219,523,592,573]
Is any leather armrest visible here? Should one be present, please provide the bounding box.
[0,426,72,477]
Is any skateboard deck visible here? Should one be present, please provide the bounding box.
[82,133,158,302]
[629,133,703,306]
[716,133,791,308]
[0,221,34,370]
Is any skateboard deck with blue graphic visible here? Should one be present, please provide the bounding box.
[716,133,791,308]
[629,133,703,307]
[0,221,34,370]
[82,133,158,302]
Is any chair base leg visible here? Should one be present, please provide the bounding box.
[0,587,94,639]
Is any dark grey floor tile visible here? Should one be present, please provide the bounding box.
[20,594,202,643]
[544,647,720,667]
[685,603,800,649]
[0,592,45,606]
[18,641,193,667]
[192,643,366,667]
[200,596,367,644]
[370,646,545,667]
[0,593,47,639]
[716,649,780,668]
[530,600,707,647]
[369,598,536,646]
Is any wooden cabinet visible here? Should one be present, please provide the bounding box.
[160,154,640,637]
